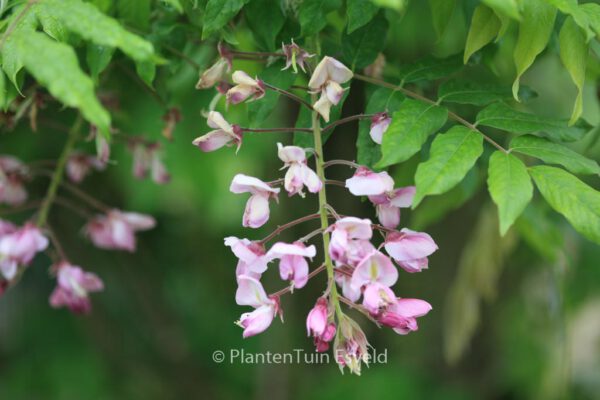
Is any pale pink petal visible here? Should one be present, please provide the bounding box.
[235,275,270,307]
[384,229,438,261]
[206,111,233,132]
[325,81,344,105]
[333,217,373,240]
[393,298,432,318]
[277,143,306,164]
[192,130,233,152]
[345,167,394,196]
[243,194,271,228]
[376,204,400,229]
[397,257,429,273]
[351,250,398,290]
[230,174,280,195]
[239,304,275,338]
[389,186,416,208]
[301,165,322,193]
[362,282,397,314]
[313,93,332,122]
[196,59,228,89]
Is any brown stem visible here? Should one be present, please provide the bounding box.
[263,82,314,111]
[241,127,312,133]
[353,73,509,154]
[259,213,321,244]
[322,159,361,169]
[46,226,68,262]
[322,114,376,132]
[230,50,284,58]
[269,263,327,298]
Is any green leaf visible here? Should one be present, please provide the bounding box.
[413,126,483,207]
[398,54,463,84]
[482,0,521,20]
[515,203,564,261]
[135,60,156,87]
[86,45,114,83]
[202,0,250,39]
[0,69,5,110]
[377,99,448,168]
[162,0,184,13]
[342,11,388,70]
[529,165,600,244]
[428,0,456,38]
[10,31,110,136]
[346,0,379,33]
[559,16,588,125]
[544,0,594,40]
[510,135,600,175]
[438,80,536,106]
[34,0,155,62]
[582,3,600,40]
[247,64,296,127]
[245,0,285,51]
[512,0,556,100]
[35,8,69,41]
[487,151,533,235]
[463,5,501,63]
[370,0,406,12]
[117,0,151,30]
[476,102,591,142]
[356,87,405,168]
[298,0,341,37]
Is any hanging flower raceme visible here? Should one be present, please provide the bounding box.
[130,141,170,184]
[235,275,280,338]
[277,143,322,197]
[85,210,156,252]
[66,151,106,183]
[369,112,391,144]
[368,186,415,229]
[384,229,438,273]
[230,174,280,228]
[193,111,243,153]
[226,71,266,105]
[306,297,336,352]
[0,222,48,280]
[0,155,28,206]
[282,40,314,73]
[308,56,353,122]
[266,241,316,289]
[225,236,270,280]
[49,262,104,314]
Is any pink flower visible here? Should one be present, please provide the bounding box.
[0,156,28,206]
[307,298,336,352]
[384,228,438,273]
[368,186,415,229]
[282,40,314,73]
[66,151,106,183]
[378,298,432,335]
[224,236,269,280]
[335,270,362,302]
[328,217,372,264]
[193,111,243,153]
[350,250,398,293]
[196,58,230,89]
[369,112,391,144]
[0,223,48,280]
[308,57,353,122]
[49,262,104,314]
[131,142,170,184]
[315,323,337,352]
[345,167,394,196]
[230,174,280,228]
[85,210,155,252]
[226,71,265,105]
[362,282,397,314]
[235,275,278,338]
[277,143,322,196]
[266,241,316,289]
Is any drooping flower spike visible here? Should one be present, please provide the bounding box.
[277,143,322,197]
[193,111,243,153]
[230,174,280,228]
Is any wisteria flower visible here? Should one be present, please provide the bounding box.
[0,156,28,206]
[230,174,280,228]
[267,241,316,289]
[328,217,372,264]
[277,143,322,196]
[345,167,394,196]
[193,111,243,153]
[282,40,314,73]
[350,250,398,293]
[224,236,270,280]
[235,275,278,338]
[85,210,156,252]
[378,298,432,335]
[49,262,104,314]
[308,57,353,122]
[384,229,438,273]
[66,151,106,183]
[307,297,336,352]
[369,112,391,144]
[226,71,265,105]
[196,58,230,89]
[368,186,415,229]
[335,315,370,375]
[130,142,170,184]
[362,282,397,314]
[0,223,48,280]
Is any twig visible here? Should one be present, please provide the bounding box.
[259,213,321,244]
[263,82,314,111]
[241,127,312,133]
[322,114,376,132]
[269,263,326,298]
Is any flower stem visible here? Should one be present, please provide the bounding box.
[36,114,83,227]
[311,93,344,319]
[263,82,314,111]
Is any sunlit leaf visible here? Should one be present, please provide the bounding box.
[559,16,588,125]
[463,4,501,63]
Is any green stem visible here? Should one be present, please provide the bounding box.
[311,94,344,318]
[36,114,83,227]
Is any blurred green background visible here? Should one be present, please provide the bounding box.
[1,1,600,399]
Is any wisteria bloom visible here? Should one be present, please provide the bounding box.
[308,57,353,122]
[378,298,432,335]
[345,167,394,196]
[306,297,336,352]
[0,156,28,206]
[230,174,280,228]
[368,186,415,229]
[130,142,170,184]
[0,223,48,280]
[66,151,106,183]
[277,143,322,196]
[235,275,278,338]
[193,111,243,153]
[226,71,265,105]
[369,112,391,144]
[85,210,156,252]
[225,236,269,280]
[282,40,314,73]
[49,262,104,314]
[335,315,370,375]
[196,58,230,89]
[328,217,373,264]
[267,241,316,289]
[384,229,438,273]
[350,250,398,294]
